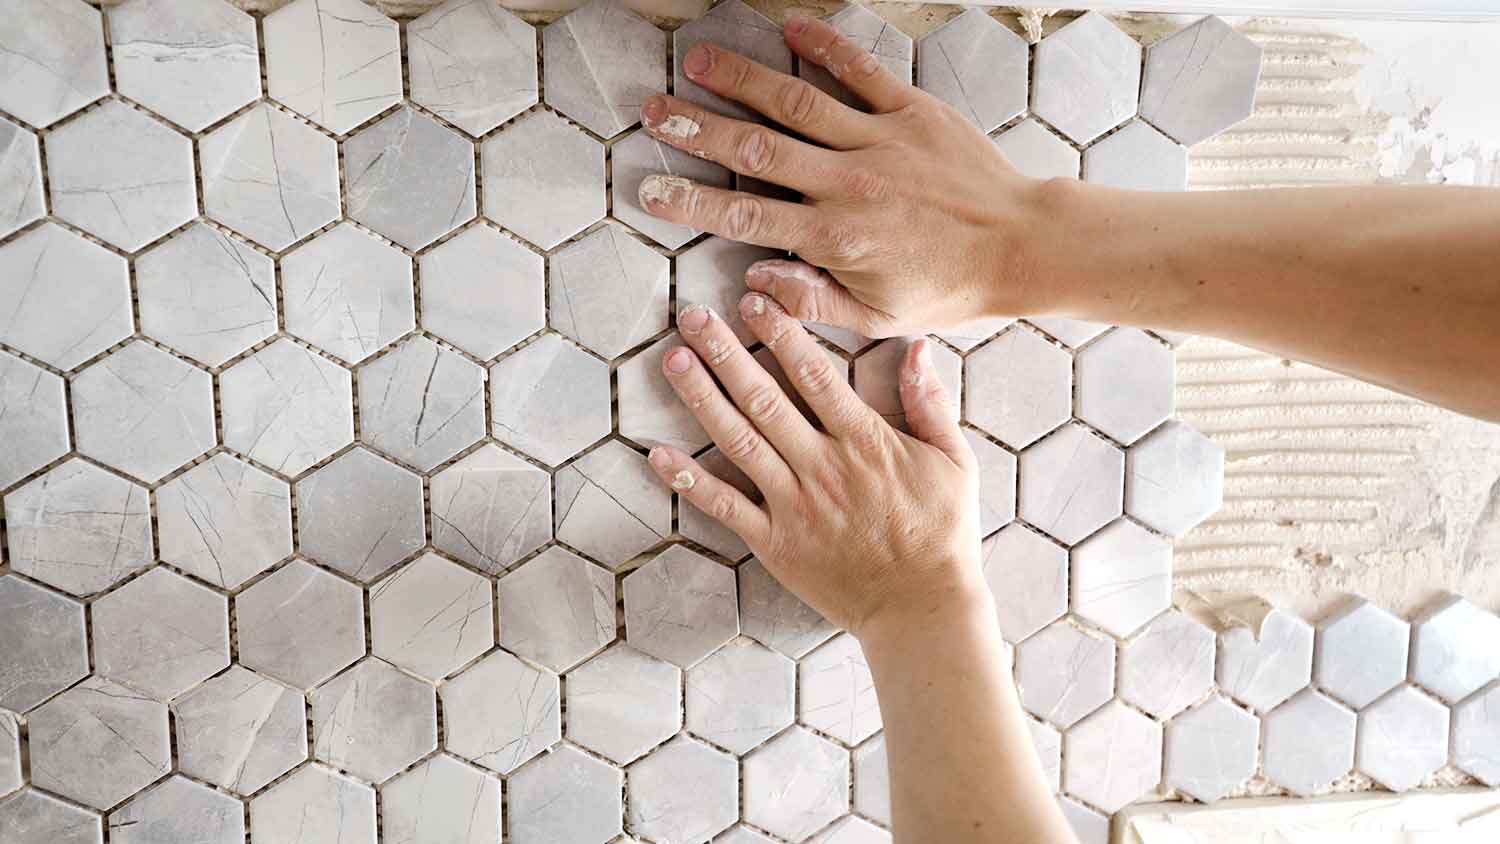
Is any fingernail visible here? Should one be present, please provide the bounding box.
[678,304,712,334]
[648,446,672,469]
[665,346,693,373]
[787,15,810,34]
[739,294,767,319]
[685,43,713,77]
[642,95,667,127]
[638,174,690,208]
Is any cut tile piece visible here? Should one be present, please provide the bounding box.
[0,576,89,712]
[966,428,1018,535]
[624,545,739,668]
[854,336,962,431]
[0,711,17,798]
[800,633,882,746]
[1075,328,1175,444]
[1063,700,1162,813]
[677,238,780,345]
[358,335,487,471]
[1262,689,1357,796]
[107,0,261,132]
[993,119,1080,180]
[109,774,244,844]
[281,223,414,364]
[618,332,712,452]
[297,448,426,582]
[28,677,171,809]
[498,547,616,672]
[628,735,739,844]
[5,459,153,597]
[0,118,45,237]
[917,8,1028,133]
[743,727,850,841]
[965,326,1072,450]
[1083,120,1188,192]
[1028,717,1063,793]
[137,224,276,367]
[738,557,838,659]
[371,553,494,681]
[549,223,669,359]
[481,110,605,249]
[852,735,890,826]
[1356,686,1449,792]
[1059,796,1109,844]
[219,339,354,477]
[312,658,437,783]
[429,444,551,575]
[939,315,1017,352]
[1315,599,1411,710]
[1016,621,1115,728]
[611,127,732,249]
[0,0,109,127]
[1164,695,1259,803]
[1031,11,1140,144]
[1018,423,1124,546]
[382,755,502,844]
[1071,519,1172,638]
[1410,595,1500,704]
[1453,680,1500,786]
[509,745,623,844]
[249,765,376,844]
[1126,420,1224,538]
[442,650,560,775]
[981,523,1069,644]
[0,223,131,371]
[236,559,366,690]
[566,643,682,765]
[345,107,477,250]
[491,335,611,466]
[156,453,293,589]
[674,0,792,121]
[0,351,69,490]
[555,440,671,568]
[1119,610,1216,719]
[1025,317,1110,348]
[800,4,913,110]
[1217,608,1314,714]
[420,225,543,359]
[543,0,664,138]
[174,666,308,795]
[678,447,758,562]
[687,638,795,754]
[811,816,891,844]
[93,568,229,700]
[0,789,103,844]
[1139,16,1263,146]
[263,0,401,134]
[200,103,341,251]
[408,0,537,136]
[72,341,216,483]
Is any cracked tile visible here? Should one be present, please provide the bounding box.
[358,335,487,471]
[1016,621,1115,728]
[0,223,132,371]
[28,676,171,810]
[674,0,792,122]
[1119,610,1216,719]
[0,350,69,489]
[1139,16,1262,146]
[1410,594,1500,704]
[799,633,882,747]
[312,658,437,783]
[509,745,623,844]
[0,118,45,237]
[566,643,681,765]
[345,107,477,250]
[624,545,739,668]
[917,8,1028,133]
[236,559,366,690]
[491,334,611,466]
[738,557,837,659]
[1063,700,1162,813]
[109,774,244,844]
[1031,11,1140,144]
[382,755,502,844]
[420,225,543,359]
[618,331,714,450]
[1071,519,1172,638]
[1355,685,1449,792]
[408,0,537,136]
[498,547,616,672]
[481,110,605,249]
[1018,423,1124,546]
[1314,598,1410,710]
[548,223,669,360]
[441,649,561,775]
[1083,121,1188,192]
[1075,328,1175,444]
[0,789,103,844]
[687,637,795,754]
[543,0,665,138]
[611,127,731,249]
[249,764,376,844]
[429,444,551,574]
[555,440,671,569]
[137,224,276,367]
[4,459,154,597]
[157,454,292,589]
[743,726,849,842]
[0,711,17,798]
[966,428,1017,535]
[1454,680,1500,786]
[853,735,890,825]
[981,523,1069,644]
[993,119,1080,180]
[677,238,780,346]
[371,552,494,681]
[1261,689,1356,796]
[0,0,109,127]
[628,735,739,844]
[107,0,261,132]
[263,0,402,135]
[93,567,229,701]
[72,341,216,483]
[1164,695,1259,803]
[800,4,912,110]
[174,666,308,795]
[219,338,355,477]
[854,336,962,432]
[965,326,1072,450]
[297,448,426,581]
[0,577,89,713]
[1126,420,1224,538]
[1216,608,1314,714]
[678,447,758,562]
[281,222,415,365]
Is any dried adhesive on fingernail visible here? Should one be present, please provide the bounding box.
[639,174,692,205]
[746,296,766,316]
[655,115,701,141]
[671,471,696,490]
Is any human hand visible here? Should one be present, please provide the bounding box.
[637,15,1051,339]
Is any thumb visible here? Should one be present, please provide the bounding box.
[745,259,892,339]
[898,337,969,465]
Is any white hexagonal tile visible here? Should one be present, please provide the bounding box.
[1063,700,1162,813]
[1216,608,1314,714]
[281,223,414,365]
[993,119,1080,180]
[200,103,341,251]
[0,710,18,798]
[219,338,354,477]
[1314,599,1410,710]
[442,650,560,775]
[0,118,45,237]
[137,224,276,367]
[157,453,292,589]
[799,633,882,747]
[249,764,376,844]
[1119,610,1216,719]
[109,774,244,844]
[345,107,476,250]
[1262,689,1357,796]
[686,638,795,754]
[624,545,739,668]
[811,816,890,844]
[1071,520,1172,638]
[174,666,308,795]
[0,350,69,490]
[1164,695,1259,803]
[610,127,731,249]
[743,727,849,841]
[0,576,89,712]
[0,224,131,371]
[855,336,962,431]
[509,745,623,844]
[0,788,103,844]
[1410,595,1500,704]
[565,643,681,765]
[481,109,605,250]
[719,827,776,844]
[678,446,758,562]
[966,429,1018,535]
[1454,680,1500,786]
[1059,796,1109,844]
[556,440,671,569]
[1016,621,1115,728]
[72,341,215,483]
[852,735,889,826]
[107,0,261,132]
[1126,420,1224,538]
[548,223,669,360]
[312,658,437,783]
[1075,328,1175,445]
[358,335,487,471]
[543,0,665,138]
[918,8,1027,133]
[28,676,171,810]
[1026,317,1110,349]
[407,0,537,136]
[939,315,1016,352]
[1027,717,1063,793]
[263,0,401,134]
[1140,16,1263,146]
[5,459,153,597]
[674,0,791,121]
[619,332,712,452]
[429,444,551,575]
[0,0,109,127]
[628,735,739,844]
[1020,425,1124,546]
[677,237,780,346]
[491,335,611,466]
[1031,11,1140,144]
[498,547,615,672]
[964,326,1071,450]
[93,567,229,700]
[1083,121,1188,192]
[371,552,494,681]
[297,448,426,581]
[420,226,542,359]
[981,524,1069,644]
[382,755,502,844]
[1356,685,1449,792]
[800,4,912,110]
[236,559,366,690]
[737,557,837,660]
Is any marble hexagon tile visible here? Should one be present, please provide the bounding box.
[0,118,45,237]
[0,223,132,371]
[106,0,262,132]
[0,576,90,712]
[482,110,606,250]
[136,223,277,367]
[544,0,664,139]
[0,351,68,489]
[0,0,110,128]
[420,225,544,360]
[263,0,402,135]
[219,338,355,476]
[345,106,477,250]
[383,755,503,844]
[674,0,792,121]
[407,0,537,137]
[4,459,154,597]
[428,443,552,573]
[357,335,488,471]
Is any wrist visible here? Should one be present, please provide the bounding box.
[855,573,998,660]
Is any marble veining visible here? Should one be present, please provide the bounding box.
[137,224,277,367]
[508,745,624,844]
[686,637,796,754]
[218,338,355,477]
[441,650,560,775]
[370,552,494,681]
[549,223,670,359]
[248,764,377,844]
[263,0,402,135]
[281,222,415,364]
[623,545,740,668]
[566,643,682,766]
[345,106,477,250]
[555,440,671,569]
[310,657,437,782]
[799,633,883,746]
[0,352,68,490]
[156,453,293,589]
[407,0,537,137]
[0,577,89,713]
[107,0,262,132]
[173,666,309,795]
[481,109,605,250]
[0,0,110,127]
[497,546,616,672]
[235,559,366,690]
[543,0,665,139]
[27,677,171,809]
[429,444,551,573]
[743,727,850,841]
[91,567,230,701]
[357,334,487,471]
[628,735,740,844]
[490,334,612,466]
[382,755,503,844]
[737,558,838,659]
[917,8,1028,134]
[419,225,544,360]
[5,459,154,597]
[0,223,132,371]
[297,447,427,581]
[0,118,45,237]
[108,775,245,844]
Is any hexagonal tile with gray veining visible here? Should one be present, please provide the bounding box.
[1164,695,1259,803]
[0,576,89,712]
[137,223,276,367]
[498,547,615,672]
[297,448,426,581]
[966,428,1017,535]
[555,440,671,569]
[371,552,494,681]
[420,225,543,360]
[800,4,912,110]
[981,524,1068,644]
[1410,595,1500,704]
[1119,609,1216,720]
[382,755,503,844]
[0,118,45,237]
[93,567,229,700]
[28,677,171,810]
[737,558,837,660]
[5,460,153,597]
[109,775,244,844]
[1071,520,1172,638]
[490,334,612,466]
[687,638,795,754]
[263,0,401,135]
[0,0,109,127]
[1063,700,1162,813]
[1126,419,1225,538]
[624,545,739,668]
[1083,121,1188,192]
[509,745,624,844]
[312,658,438,783]
[965,326,1072,450]
[236,559,366,690]
[1139,15,1263,146]
[799,633,882,747]
[107,0,261,132]
[917,8,1028,133]
[429,444,551,574]
[219,338,354,477]
[442,650,560,775]
[543,0,665,138]
[72,341,216,483]
[358,335,487,471]
[481,109,605,249]
[0,350,69,490]
[408,0,537,137]
[0,223,131,371]
[1031,11,1140,144]
[1016,621,1115,729]
[0,789,103,844]
[549,223,670,359]
[1018,423,1124,546]
[344,107,476,250]
[628,735,739,844]
[281,223,414,365]
[566,644,681,765]
[249,764,377,844]
[173,666,308,795]
[156,453,292,589]
[743,727,849,842]
[1075,328,1175,444]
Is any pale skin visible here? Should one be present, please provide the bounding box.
[635,14,1500,844]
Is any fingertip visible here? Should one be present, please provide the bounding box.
[785,14,811,37]
[663,345,694,374]
[647,445,673,470]
[901,337,931,389]
[738,292,769,321]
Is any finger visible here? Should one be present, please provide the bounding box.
[785,14,920,114]
[647,445,770,548]
[638,175,825,254]
[642,94,845,197]
[678,41,881,149]
[676,303,822,466]
[898,337,970,465]
[745,259,894,338]
[739,292,876,440]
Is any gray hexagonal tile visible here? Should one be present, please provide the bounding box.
[610,127,731,249]
[1140,16,1262,146]
[174,666,308,796]
[345,107,476,250]
[109,774,244,844]
[1314,599,1410,710]
[628,735,739,844]
[312,658,437,783]
[107,0,261,132]
[1016,621,1115,728]
[737,557,837,660]
[441,650,560,775]
[0,118,45,237]
[429,443,551,574]
[1083,121,1188,192]
[481,109,605,250]
[263,0,401,135]
[1119,610,1215,719]
[1356,685,1449,792]
[744,727,849,841]
[674,0,790,122]
[677,237,780,346]
[297,448,426,582]
[1075,328,1175,445]
[549,223,669,359]
[0,788,103,844]
[0,0,108,126]
[0,576,89,712]
[236,559,366,690]
[0,710,18,798]
[918,8,1027,133]
[382,755,502,844]
[281,223,414,365]
[136,224,276,367]
[800,633,882,747]
[498,547,615,672]
[371,552,493,682]
[93,568,229,700]
[200,103,342,251]
[543,0,665,138]
[566,643,680,765]
[800,4,912,110]
[1164,695,1259,803]
[967,429,1017,536]
[1410,595,1500,704]
[157,453,292,589]
[1071,520,1172,638]
[993,119,1080,180]
[1031,11,1140,144]
[249,764,376,844]
[408,0,537,136]
[5,460,153,597]
[981,524,1068,644]
[72,341,215,483]
[1063,700,1162,813]
[1262,689,1356,796]
[219,338,354,477]
[0,223,131,371]
[509,745,623,844]
[420,226,542,359]
[855,336,962,432]
[678,447,757,562]
[618,332,712,453]
[358,335,487,471]
[852,735,889,826]
[491,335,611,466]
[1216,608,1313,714]
[556,440,671,569]
[28,677,171,809]
[0,350,68,489]
[624,545,739,668]
[1019,424,1124,545]
[1126,420,1224,538]
[686,638,794,754]
[965,326,1072,450]
[1454,680,1500,786]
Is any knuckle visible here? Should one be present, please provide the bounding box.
[816,221,864,264]
[723,425,762,462]
[795,354,838,396]
[742,383,783,424]
[846,417,888,456]
[711,493,740,523]
[779,80,822,129]
[738,128,776,174]
[727,54,755,96]
[840,166,890,201]
[683,385,716,409]
[724,195,767,241]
